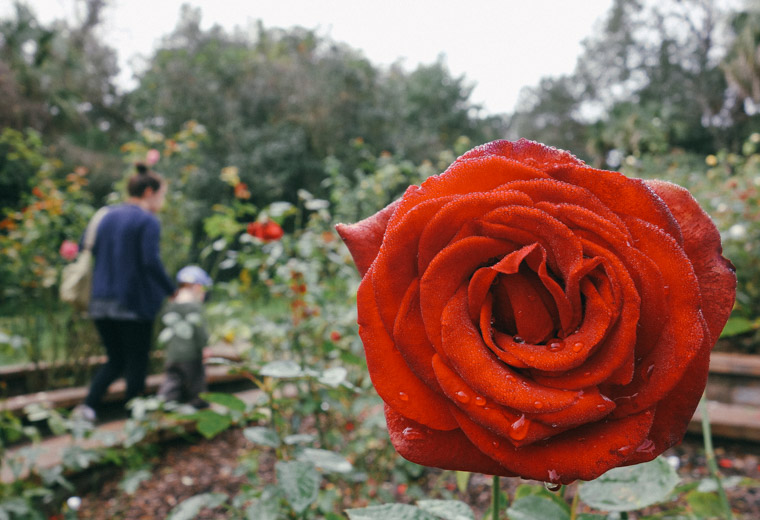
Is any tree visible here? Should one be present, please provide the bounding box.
[127,6,505,212]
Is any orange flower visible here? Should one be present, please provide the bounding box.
[337,138,736,484]
[234,182,251,200]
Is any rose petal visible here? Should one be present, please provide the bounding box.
[393,279,443,391]
[608,218,705,418]
[431,354,557,447]
[452,406,654,484]
[440,286,581,413]
[357,269,458,430]
[420,236,513,353]
[621,325,711,466]
[373,197,455,334]
[416,190,534,274]
[458,139,584,172]
[645,180,736,344]
[550,164,684,245]
[385,404,513,476]
[390,153,549,224]
[336,198,400,277]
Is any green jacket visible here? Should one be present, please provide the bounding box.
[157,301,209,363]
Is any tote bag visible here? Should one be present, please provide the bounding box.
[59,207,109,311]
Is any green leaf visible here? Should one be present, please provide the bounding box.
[260,360,302,378]
[201,392,246,412]
[417,499,475,520]
[685,490,724,518]
[507,495,570,520]
[345,504,438,520]
[167,492,228,520]
[284,433,317,445]
[579,457,679,512]
[243,426,280,448]
[119,468,153,495]
[696,475,743,492]
[194,410,232,439]
[512,484,570,512]
[317,366,348,387]
[245,498,281,520]
[296,448,353,473]
[720,316,757,337]
[276,460,320,514]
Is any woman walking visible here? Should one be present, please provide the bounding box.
[74,163,175,421]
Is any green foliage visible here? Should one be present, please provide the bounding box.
[346,503,439,520]
[622,132,760,336]
[126,7,502,212]
[507,494,570,520]
[166,492,228,520]
[276,460,321,514]
[579,458,680,512]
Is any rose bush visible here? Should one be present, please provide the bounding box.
[337,139,736,484]
[247,220,284,242]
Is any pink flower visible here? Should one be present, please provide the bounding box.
[146,149,161,166]
[59,240,79,261]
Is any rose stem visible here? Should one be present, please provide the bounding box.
[569,487,580,520]
[699,394,734,519]
[492,475,500,520]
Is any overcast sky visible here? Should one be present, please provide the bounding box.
[3,0,614,115]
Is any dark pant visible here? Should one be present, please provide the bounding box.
[85,319,153,410]
[158,359,207,405]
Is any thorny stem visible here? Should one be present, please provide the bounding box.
[700,395,734,519]
[492,475,500,520]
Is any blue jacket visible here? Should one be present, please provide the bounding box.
[90,204,175,320]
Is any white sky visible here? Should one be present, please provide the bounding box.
[4,0,614,115]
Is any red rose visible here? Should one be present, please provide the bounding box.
[336,139,735,484]
[263,220,284,241]
[247,220,284,241]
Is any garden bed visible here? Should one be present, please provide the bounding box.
[72,427,760,519]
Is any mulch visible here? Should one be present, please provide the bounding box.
[72,429,760,519]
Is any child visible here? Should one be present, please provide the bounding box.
[157,265,213,409]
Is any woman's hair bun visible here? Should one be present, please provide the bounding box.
[135,162,149,174]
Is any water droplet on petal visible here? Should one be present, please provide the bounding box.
[533,400,543,410]
[596,403,607,411]
[645,364,655,380]
[454,391,470,403]
[572,342,583,353]
[513,335,525,344]
[636,439,655,454]
[547,469,560,485]
[474,396,486,407]
[402,427,425,441]
[491,440,500,448]
[547,341,564,352]
[398,392,409,402]
[509,414,530,441]
[617,445,632,457]
[544,482,562,492]
[528,355,536,362]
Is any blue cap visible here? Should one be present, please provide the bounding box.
[176,265,212,286]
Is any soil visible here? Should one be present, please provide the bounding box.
[73,429,760,520]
